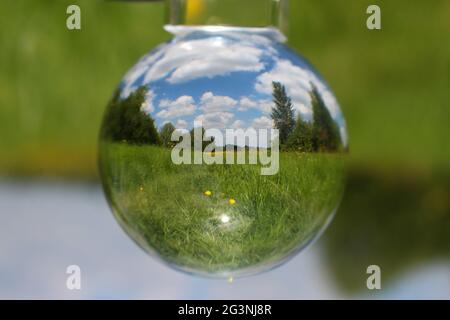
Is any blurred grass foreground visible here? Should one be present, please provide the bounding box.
[0,0,449,292]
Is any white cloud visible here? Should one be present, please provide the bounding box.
[195,112,234,129]
[120,85,138,100]
[156,95,196,119]
[256,100,274,114]
[231,120,246,129]
[239,97,273,114]
[252,116,274,129]
[200,92,237,113]
[175,119,188,129]
[120,48,166,99]
[239,97,258,110]
[143,37,265,84]
[123,49,165,85]
[140,90,155,114]
[255,59,311,107]
[293,103,312,119]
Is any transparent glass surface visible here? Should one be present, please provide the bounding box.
[99,27,348,278]
[165,0,289,34]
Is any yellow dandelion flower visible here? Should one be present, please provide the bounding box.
[139,187,144,192]
[229,198,236,205]
[204,190,212,196]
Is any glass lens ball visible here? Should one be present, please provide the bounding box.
[99,28,348,278]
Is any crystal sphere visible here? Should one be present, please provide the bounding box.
[99,27,348,278]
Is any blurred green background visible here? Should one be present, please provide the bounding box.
[0,0,449,293]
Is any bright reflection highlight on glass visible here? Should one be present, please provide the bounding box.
[220,214,230,224]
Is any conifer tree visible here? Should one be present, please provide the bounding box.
[310,84,341,152]
[271,81,295,145]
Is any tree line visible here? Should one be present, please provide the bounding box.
[101,86,210,148]
[102,83,343,153]
[101,86,161,145]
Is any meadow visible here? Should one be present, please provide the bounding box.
[99,142,346,276]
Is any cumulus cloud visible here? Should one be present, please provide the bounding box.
[175,119,188,129]
[200,92,237,113]
[156,95,196,119]
[256,100,274,114]
[140,90,155,114]
[252,116,274,129]
[120,85,138,100]
[255,59,311,106]
[231,120,246,129]
[293,103,312,119]
[143,38,265,84]
[239,97,273,114]
[195,112,234,129]
[239,97,257,110]
[120,48,166,99]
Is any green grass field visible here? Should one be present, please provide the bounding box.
[99,142,345,276]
